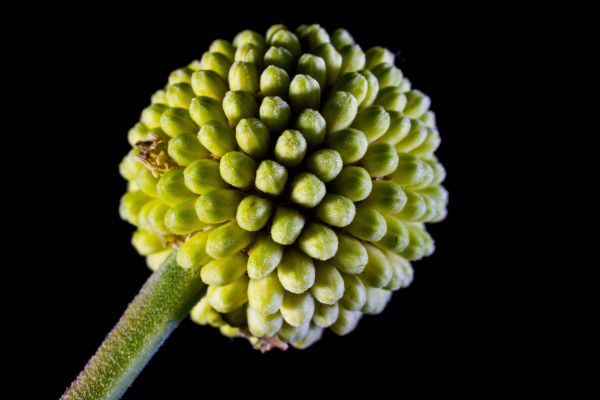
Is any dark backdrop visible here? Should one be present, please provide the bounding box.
[26,7,509,399]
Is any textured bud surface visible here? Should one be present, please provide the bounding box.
[120,24,447,351]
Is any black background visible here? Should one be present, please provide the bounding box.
[21,6,517,399]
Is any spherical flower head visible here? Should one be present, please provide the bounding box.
[119,24,447,352]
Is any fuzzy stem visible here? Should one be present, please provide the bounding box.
[61,253,204,400]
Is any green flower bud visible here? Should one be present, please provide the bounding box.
[266,24,288,43]
[332,234,368,274]
[404,90,431,119]
[292,325,324,349]
[313,43,342,86]
[228,61,259,95]
[278,321,310,343]
[361,143,399,177]
[131,229,164,256]
[247,308,283,337]
[298,222,338,261]
[418,187,448,215]
[160,107,198,137]
[136,167,159,197]
[409,161,435,190]
[398,224,426,261]
[289,74,321,112]
[120,190,151,225]
[166,83,195,108]
[259,65,290,98]
[235,118,271,159]
[219,151,257,189]
[255,160,288,195]
[410,127,441,158]
[146,201,170,235]
[352,105,391,143]
[191,297,225,327]
[264,46,294,73]
[306,149,343,183]
[390,153,429,187]
[280,292,315,327]
[417,194,438,222]
[167,132,210,166]
[128,122,149,146]
[398,78,412,93]
[248,272,284,315]
[330,307,361,336]
[207,275,249,313]
[331,28,355,51]
[233,30,266,51]
[151,89,167,105]
[340,273,367,310]
[201,252,248,286]
[312,302,339,328]
[247,234,284,279]
[315,194,356,227]
[235,44,265,68]
[374,86,407,112]
[195,188,243,224]
[362,181,406,215]
[311,261,344,304]
[395,191,427,221]
[395,120,428,153]
[326,128,368,164]
[220,325,242,337]
[176,229,213,270]
[361,243,393,287]
[271,206,305,245]
[274,129,307,168]
[322,91,358,134]
[136,198,160,230]
[420,110,437,128]
[141,103,168,129]
[377,215,409,253]
[375,111,411,145]
[189,96,227,127]
[259,96,291,133]
[277,247,315,293]
[295,109,326,148]
[184,159,228,194]
[365,46,395,70]
[198,120,236,157]
[199,51,233,80]
[332,72,368,105]
[299,24,330,51]
[290,172,326,208]
[384,251,411,291]
[362,287,392,315]
[427,159,447,186]
[206,221,255,259]
[296,54,326,89]
[120,150,143,181]
[270,29,301,58]
[346,205,387,242]
[222,90,258,126]
[157,168,195,206]
[356,69,380,109]
[164,199,206,235]
[371,63,403,88]
[191,70,228,101]
[209,39,236,61]
[236,195,272,231]
[339,44,366,75]
[329,166,372,202]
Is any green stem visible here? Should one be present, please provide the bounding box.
[61,253,204,400]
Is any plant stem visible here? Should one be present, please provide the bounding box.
[61,253,204,400]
